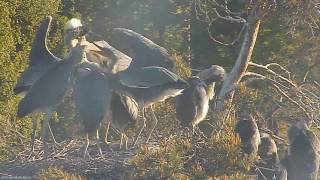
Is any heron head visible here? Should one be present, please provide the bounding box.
[288,118,309,145]
[64,18,89,48]
[197,65,225,83]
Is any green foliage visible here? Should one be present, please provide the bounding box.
[0,0,67,160]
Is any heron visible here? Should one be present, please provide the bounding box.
[73,69,112,158]
[65,23,187,147]
[257,133,286,180]
[64,18,132,73]
[14,16,61,96]
[113,66,189,146]
[282,119,320,180]
[175,65,225,133]
[112,28,185,145]
[70,25,181,146]
[17,41,88,158]
[110,93,138,149]
[14,16,62,157]
[63,18,139,154]
[235,111,261,158]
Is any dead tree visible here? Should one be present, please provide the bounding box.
[193,0,320,126]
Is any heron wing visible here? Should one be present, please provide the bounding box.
[14,65,55,95]
[93,40,132,73]
[15,16,61,96]
[175,87,197,127]
[118,66,182,88]
[120,95,139,120]
[29,16,60,66]
[112,28,174,71]
[307,130,320,154]
[17,45,84,117]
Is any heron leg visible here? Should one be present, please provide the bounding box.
[104,121,111,144]
[120,133,124,149]
[124,134,128,150]
[40,109,53,159]
[27,115,37,159]
[133,108,146,147]
[84,133,90,159]
[146,105,158,143]
[47,121,58,145]
[96,130,103,157]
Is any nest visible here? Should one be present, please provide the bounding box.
[0,138,138,179]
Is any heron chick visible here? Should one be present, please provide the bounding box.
[235,112,261,158]
[110,93,138,149]
[175,65,225,133]
[282,119,320,180]
[257,133,286,180]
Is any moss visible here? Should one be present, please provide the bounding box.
[39,167,82,180]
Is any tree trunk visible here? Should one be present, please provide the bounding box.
[215,10,261,111]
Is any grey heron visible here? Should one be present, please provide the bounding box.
[282,119,320,180]
[235,111,261,158]
[14,16,61,96]
[68,25,182,147]
[73,69,112,158]
[113,66,189,146]
[257,133,286,180]
[17,42,87,158]
[112,28,185,145]
[110,93,138,149]
[175,65,225,133]
[63,18,138,154]
[64,18,132,73]
[14,16,62,157]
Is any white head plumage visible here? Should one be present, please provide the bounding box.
[64,18,83,31]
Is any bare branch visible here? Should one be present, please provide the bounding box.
[249,62,296,87]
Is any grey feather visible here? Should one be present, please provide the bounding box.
[14,16,61,96]
[112,28,174,71]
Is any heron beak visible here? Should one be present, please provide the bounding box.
[78,25,89,36]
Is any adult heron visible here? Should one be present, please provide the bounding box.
[175,65,225,133]
[112,28,183,145]
[73,69,112,158]
[235,111,261,158]
[17,42,87,158]
[14,16,61,96]
[14,16,62,157]
[113,66,189,145]
[63,18,137,154]
[64,18,132,73]
[282,119,320,180]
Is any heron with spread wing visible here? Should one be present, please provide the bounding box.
[17,41,87,159]
[14,16,62,158]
